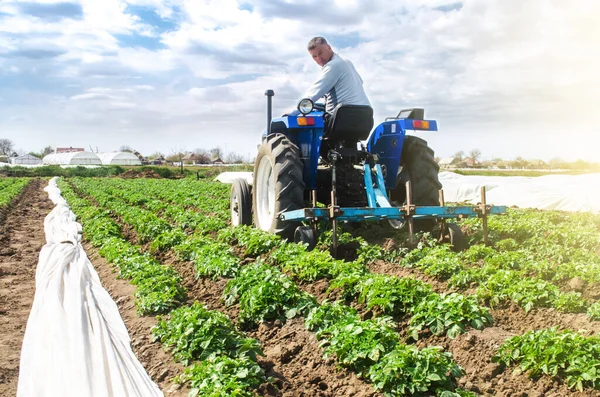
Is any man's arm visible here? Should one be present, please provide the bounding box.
[302,62,340,103]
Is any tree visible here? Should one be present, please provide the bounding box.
[193,148,211,164]
[511,156,527,169]
[210,147,223,160]
[453,151,464,162]
[119,145,133,153]
[28,152,42,159]
[0,139,14,156]
[225,152,246,164]
[40,146,54,157]
[148,151,164,160]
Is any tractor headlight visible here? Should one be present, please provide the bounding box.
[297,98,314,115]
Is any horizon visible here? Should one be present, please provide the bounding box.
[1,0,599,162]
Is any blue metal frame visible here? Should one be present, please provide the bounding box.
[265,111,438,191]
[280,206,507,222]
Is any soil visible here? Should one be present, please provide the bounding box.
[0,179,54,397]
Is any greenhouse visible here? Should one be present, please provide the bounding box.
[43,152,102,165]
[97,152,141,166]
[10,154,43,165]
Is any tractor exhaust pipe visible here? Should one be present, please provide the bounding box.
[265,89,274,135]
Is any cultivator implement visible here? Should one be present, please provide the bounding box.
[279,160,506,252]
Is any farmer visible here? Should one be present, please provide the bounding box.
[302,36,371,113]
[287,36,371,115]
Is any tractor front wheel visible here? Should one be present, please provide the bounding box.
[389,135,442,232]
[230,178,252,226]
[253,134,305,239]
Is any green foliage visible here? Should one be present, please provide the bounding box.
[269,242,357,281]
[1,165,127,177]
[0,178,29,208]
[493,328,600,391]
[409,293,493,339]
[588,302,600,321]
[318,315,400,376]
[476,270,560,312]
[356,274,434,316]
[218,225,281,256]
[174,236,240,279]
[181,356,265,397]
[223,262,317,328]
[305,301,360,333]
[368,344,463,396]
[552,292,588,313]
[149,229,186,252]
[152,302,262,365]
[402,245,464,279]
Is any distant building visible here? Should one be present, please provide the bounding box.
[56,147,85,153]
[182,153,200,165]
[150,156,165,165]
[211,157,224,164]
[465,158,480,167]
[439,157,457,169]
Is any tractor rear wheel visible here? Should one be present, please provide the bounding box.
[389,135,442,232]
[253,134,305,239]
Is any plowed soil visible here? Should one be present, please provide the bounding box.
[0,179,53,396]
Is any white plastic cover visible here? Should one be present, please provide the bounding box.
[214,171,600,213]
[43,152,102,165]
[17,178,162,397]
[215,171,253,185]
[439,172,600,213]
[97,152,142,166]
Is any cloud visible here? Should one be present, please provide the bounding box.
[5,48,66,59]
[17,2,83,21]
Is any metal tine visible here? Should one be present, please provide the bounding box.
[480,186,489,245]
[406,181,414,247]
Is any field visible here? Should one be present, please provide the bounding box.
[1,175,600,397]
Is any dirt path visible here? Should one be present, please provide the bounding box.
[0,179,53,396]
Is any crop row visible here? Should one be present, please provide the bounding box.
[66,178,475,396]
[0,177,30,208]
[64,177,600,393]
[58,179,268,395]
[71,178,495,341]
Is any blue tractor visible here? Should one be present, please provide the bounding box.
[230,90,505,251]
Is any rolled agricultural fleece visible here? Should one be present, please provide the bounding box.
[17,178,163,397]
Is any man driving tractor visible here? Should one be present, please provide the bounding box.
[288,36,371,117]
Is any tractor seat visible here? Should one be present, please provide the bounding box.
[325,105,374,145]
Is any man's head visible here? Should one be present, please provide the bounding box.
[307,37,334,67]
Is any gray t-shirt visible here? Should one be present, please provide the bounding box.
[303,53,371,113]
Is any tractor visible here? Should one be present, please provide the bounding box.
[230,90,505,252]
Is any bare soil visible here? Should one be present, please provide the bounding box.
[0,179,53,397]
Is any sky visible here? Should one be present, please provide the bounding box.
[0,0,599,162]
